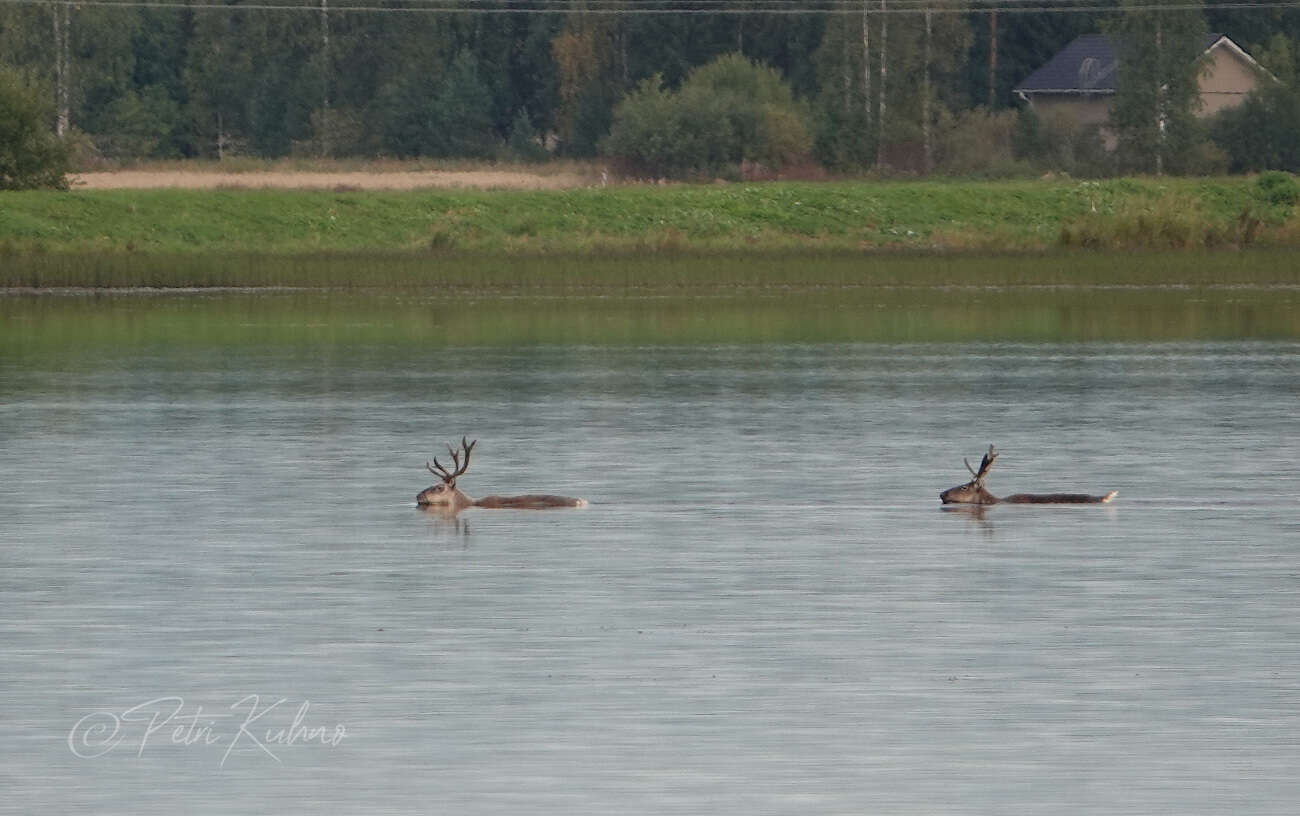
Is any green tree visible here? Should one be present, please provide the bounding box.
[184,5,318,158]
[873,4,971,172]
[430,50,497,158]
[551,14,620,155]
[603,53,810,178]
[0,64,69,189]
[0,5,60,109]
[374,70,437,158]
[687,53,811,167]
[813,4,969,172]
[361,15,452,156]
[243,10,317,157]
[95,85,182,158]
[127,8,195,157]
[1107,0,1208,174]
[70,7,141,142]
[1210,82,1300,172]
[375,49,498,158]
[811,14,873,170]
[1207,34,1300,172]
[599,76,682,175]
[965,13,1104,111]
[184,7,256,158]
[507,108,548,162]
[1252,32,1297,86]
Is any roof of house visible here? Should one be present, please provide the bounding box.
[1013,32,1245,95]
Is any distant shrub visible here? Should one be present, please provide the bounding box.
[1071,124,1117,178]
[1011,108,1116,178]
[507,109,549,163]
[602,54,811,179]
[601,77,688,177]
[0,65,70,190]
[1254,170,1300,208]
[934,107,1036,177]
[1236,170,1300,241]
[1161,121,1228,177]
[1209,84,1300,173]
[298,106,366,158]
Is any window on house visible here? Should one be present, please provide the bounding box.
[1079,57,1100,88]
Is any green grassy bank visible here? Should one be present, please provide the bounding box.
[5,177,1300,290]
[1,177,1292,258]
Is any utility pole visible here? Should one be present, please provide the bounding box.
[52,1,70,137]
[988,10,998,108]
[877,0,887,167]
[922,8,932,173]
[320,0,330,156]
[862,0,871,136]
[1155,13,1164,175]
[842,22,851,111]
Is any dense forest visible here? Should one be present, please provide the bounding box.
[4,1,1300,175]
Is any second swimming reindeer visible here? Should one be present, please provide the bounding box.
[940,445,1117,506]
[417,437,588,510]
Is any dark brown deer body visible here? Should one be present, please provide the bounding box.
[473,494,588,509]
[416,438,587,510]
[939,446,1116,506]
[1002,493,1112,504]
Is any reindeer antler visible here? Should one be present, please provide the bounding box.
[964,445,998,484]
[427,437,476,484]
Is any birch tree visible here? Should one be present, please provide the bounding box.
[812,13,872,168]
[1108,0,1208,174]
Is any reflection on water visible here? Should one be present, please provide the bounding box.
[4,284,1300,357]
[3,291,1300,814]
[416,506,479,547]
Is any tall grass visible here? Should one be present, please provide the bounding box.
[4,249,1300,290]
[1060,195,1248,250]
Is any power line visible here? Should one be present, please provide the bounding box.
[4,0,1300,13]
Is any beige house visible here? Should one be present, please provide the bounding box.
[1013,33,1266,143]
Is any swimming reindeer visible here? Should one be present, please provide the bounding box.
[940,445,1117,505]
[416,437,588,510]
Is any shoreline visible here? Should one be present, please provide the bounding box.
[4,247,1300,291]
[7,279,1300,296]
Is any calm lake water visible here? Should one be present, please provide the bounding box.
[3,289,1299,814]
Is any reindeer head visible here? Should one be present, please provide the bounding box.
[940,445,1000,505]
[417,437,476,509]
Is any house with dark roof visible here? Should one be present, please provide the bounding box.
[1013,33,1265,144]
